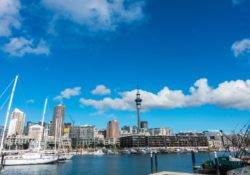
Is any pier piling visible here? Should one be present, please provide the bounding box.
[150,152,154,173]
[214,152,220,175]
[154,152,158,173]
[0,153,4,169]
[191,150,196,172]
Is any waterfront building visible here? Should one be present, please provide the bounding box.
[120,134,208,148]
[149,127,172,136]
[93,129,105,146]
[70,125,95,148]
[106,120,120,139]
[104,138,119,146]
[52,104,65,139]
[4,135,29,150]
[203,131,223,149]
[94,128,104,140]
[7,108,25,136]
[98,129,106,138]
[28,124,43,140]
[203,131,234,149]
[176,132,204,137]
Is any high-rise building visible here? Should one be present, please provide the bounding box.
[140,121,148,130]
[24,121,36,135]
[52,104,65,139]
[97,129,106,138]
[149,127,172,136]
[63,123,72,136]
[7,118,18,136]
[7,108,25,136]
[121,125,132,133]
[28,124,43,140]
[106,120,120,139]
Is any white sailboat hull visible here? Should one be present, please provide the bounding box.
[3,152,58,166]
[58,153,73,161]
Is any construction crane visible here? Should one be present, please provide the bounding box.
[68,115,75,127]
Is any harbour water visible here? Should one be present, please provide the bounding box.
[1,152,215,175]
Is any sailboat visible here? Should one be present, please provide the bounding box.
[1,76,58,166]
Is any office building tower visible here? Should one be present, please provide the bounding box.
[140,121,148,130]
[28,124,43,140]
[52,104,65,139]
[149,127,172,136]
[7,108,25,136]
[106,120,120,139]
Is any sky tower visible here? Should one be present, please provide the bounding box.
[135,89,142,131]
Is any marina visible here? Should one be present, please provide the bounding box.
[1,0,250,174]
[0,152,249,175]
[0,76,249,174]
[0,153,222,175]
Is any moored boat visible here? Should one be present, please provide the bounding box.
[3,152,58,166]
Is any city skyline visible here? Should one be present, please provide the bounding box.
[1,0,250,132]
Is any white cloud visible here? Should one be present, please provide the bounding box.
[42,0,144,30]
[0,0,21,37]
[54,87,81,101]
[2,37,50,57]
[232,0,245,5]
[231,38,250,57]
[80,78,250,111]
[26,99,34,104]
[91,85,111,95]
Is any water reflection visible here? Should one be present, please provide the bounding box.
[2,160,74,175]
[2,164,58,175]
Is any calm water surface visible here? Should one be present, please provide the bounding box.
[1,153,214,175]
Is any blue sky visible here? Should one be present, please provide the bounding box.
[0,0,250,132]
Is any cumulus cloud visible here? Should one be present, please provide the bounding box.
[80,78,250,111]
[91,85,111,95]
[54,87,81,101]
[0,0,21,37]
[231,38,250,57]
[0,1,50,57]
[2,37,50,57]
[42,0,145,30]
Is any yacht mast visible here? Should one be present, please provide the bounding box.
[0,75,18,152]
[38,98,48,151]
[54,118,58,152]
